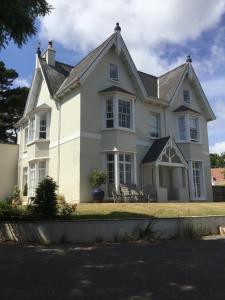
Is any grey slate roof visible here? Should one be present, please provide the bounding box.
[38,32,189,102]
[142,136,170,163]
[158,64,187,101]
[138,71,158,98]
[99,85,135,95]
[173,105,200,114]
[39,58,73,96]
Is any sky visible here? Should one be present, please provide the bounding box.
[0,0,225,153]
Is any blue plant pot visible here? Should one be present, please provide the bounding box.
[92,188,104,202]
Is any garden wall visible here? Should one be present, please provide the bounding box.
[1,216,225,244]
[0,143,18,200]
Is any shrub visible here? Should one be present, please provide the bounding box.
[89,170,107,187]
[32,176,58,218]
[58,203,77,218]
[23,183,28,196]
[11,185,21,205]
[57,193,65,205]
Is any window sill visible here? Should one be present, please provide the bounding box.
[108,78,120,84]
[101,127,136,134]
[176,140,202,145]
[27,139,50,146]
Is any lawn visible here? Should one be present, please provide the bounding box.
[73,202,225,219]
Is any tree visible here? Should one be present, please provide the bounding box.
[32,176,58,218]
[0,61,29,143]
[0,0,52,49]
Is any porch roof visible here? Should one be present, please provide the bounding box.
[142,136,170,163]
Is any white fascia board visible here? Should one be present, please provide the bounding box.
[190,65,216,121]
[169,64,189,106]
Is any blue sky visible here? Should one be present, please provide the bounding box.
[0,0,225,153]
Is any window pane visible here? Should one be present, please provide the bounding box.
[190,117,198,142]
[183,90,190,103]
[118,100,131,129]
[29,164,36,197]
[39,113,47,139]
[29,117,35,141]
[178,117,186,141]
[38,161,46,181]
[192,162,202,198]
[110,63,118,81]
[106,98,114,128]
[150,112,160,138]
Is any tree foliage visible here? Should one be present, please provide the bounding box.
[210,153,225,168]
[32,176,58,218]
[0,0,52,49]
[0,61,29,143]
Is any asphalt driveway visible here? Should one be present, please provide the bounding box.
[0,238,225,300]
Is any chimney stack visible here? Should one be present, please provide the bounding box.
[46,40,55,66]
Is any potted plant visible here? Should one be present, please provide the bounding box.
[89,170,107,202]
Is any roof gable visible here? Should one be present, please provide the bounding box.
[142,136,187,167]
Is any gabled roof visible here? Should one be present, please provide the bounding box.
[173,105,200,114]
[158,63,187,101]
[99,85,135,95]
[138,71,158,98]
[142,137,170,163]
[39,58,73,96]
[56,33,116,95]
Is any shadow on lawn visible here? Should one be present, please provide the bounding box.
[73,211,155,220]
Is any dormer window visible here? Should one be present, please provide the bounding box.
[183,90,190,104]
[109,63,119,81]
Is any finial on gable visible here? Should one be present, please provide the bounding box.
[186,55,192,63]
[36,42,41,57]
[114,22,121,32]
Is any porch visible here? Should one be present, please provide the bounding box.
[141,136,189,202]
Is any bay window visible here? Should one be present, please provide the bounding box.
[150,112,160,138]
[177,114,200,143]
[106,152,134,196]
[27,111,50,143]
[104,95,134,130]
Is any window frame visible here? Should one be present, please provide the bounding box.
[183,89,191,104]
[149,111,161,139]
[188,160,205,200]
[118,98,132,129]
[109,63,119,82]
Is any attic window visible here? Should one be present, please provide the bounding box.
[109,63,119,81]
[183,90,190,104]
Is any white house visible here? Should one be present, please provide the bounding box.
[16,23,215,203]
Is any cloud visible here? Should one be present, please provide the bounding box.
[14,78,30,87]
[210,141,225,154]
[39,0,225,74]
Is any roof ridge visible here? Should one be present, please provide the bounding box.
[159,63,187,78]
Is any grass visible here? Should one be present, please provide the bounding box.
[72,202,225,220]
